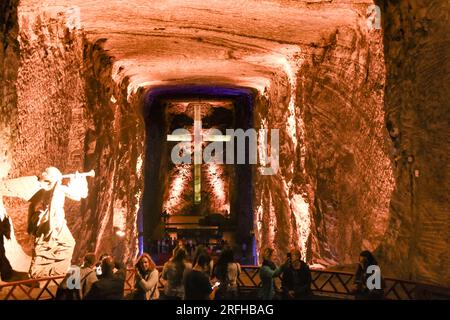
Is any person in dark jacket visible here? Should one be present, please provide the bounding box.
[192,245,211,276]
[352,250,384,300]
[211,246,241,300]
[281,249,312,299]
[184,252,215,300]
[0,215,13,281]
[84,256,125,300]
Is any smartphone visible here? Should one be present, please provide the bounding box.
[96,265,102,276]
[211,281,220,290]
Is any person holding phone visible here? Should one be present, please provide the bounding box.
[258,247,284,300]
[211,246,241,300]
[130,253,159,300]
[184,252,216,300]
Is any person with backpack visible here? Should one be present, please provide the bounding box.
[211,246,241,300]
[161,246,192,300]
[55,252,97,300]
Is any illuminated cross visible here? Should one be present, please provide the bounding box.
[167,103,230,204]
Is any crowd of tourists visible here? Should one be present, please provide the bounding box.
[55,246,383,300]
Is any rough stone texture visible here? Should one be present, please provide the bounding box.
[252,20,394,269]
[0,0,448,287]
[375,0,450,286]
[0,0,26,275]
[297,25,395,266]
[0,0,19,181]
[1,7,145,266]
[77,40,144,264]
[3,8,87,257]
[161,101,234,216]
[12,9,86,177]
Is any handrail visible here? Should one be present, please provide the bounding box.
[2,267,449,300]
[0,275,65,300]
[125,266,450,300]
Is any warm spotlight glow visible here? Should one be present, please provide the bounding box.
[255,192,276,259]
[291,194,311,260]
[205,163,230,214]
[164,164,191,214]
[116,230,126,237]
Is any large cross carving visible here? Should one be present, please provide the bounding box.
[167,103,230,204]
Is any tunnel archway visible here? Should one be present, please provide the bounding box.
[0,0,447,289]
[140,85,256,259]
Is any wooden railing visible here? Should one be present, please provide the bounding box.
[0,275,65,300]
[125,266,450,300]
[2,266,449,300]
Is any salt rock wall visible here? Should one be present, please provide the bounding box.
[77,40,144,265]
[3,8,87,256]
[0,0,19,181]
[376,0,450,286]
[12,9,86,178]
[253,16,394,269]
[253,1,449,286]
[0,0,21,278]
[254,69,308,263]
[1,6,144,266]
[1,0,447,288]
[298,24,395,266]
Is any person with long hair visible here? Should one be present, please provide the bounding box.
[211,246,241,300]
[161,246,192,299]
[192,245,211,276]
[184,252,216,300]
[258,247,285,300]
[352,250,384,299]
[132,253,159,300]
